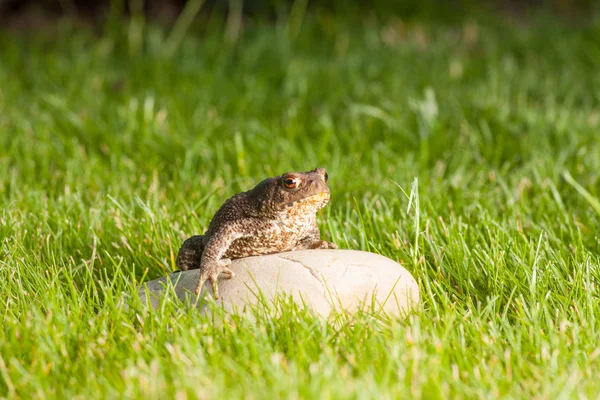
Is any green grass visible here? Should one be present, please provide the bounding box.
[2,7,600,399]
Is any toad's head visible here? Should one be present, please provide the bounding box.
[249,168,331,216]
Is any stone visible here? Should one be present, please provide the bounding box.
[137,249,419,317]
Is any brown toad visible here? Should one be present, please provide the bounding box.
[176,167,337,298]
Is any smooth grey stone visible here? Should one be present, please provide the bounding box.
[137,249,419,317]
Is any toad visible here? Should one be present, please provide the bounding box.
[176,167,337,298]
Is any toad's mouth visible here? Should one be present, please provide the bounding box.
[285,191,330,208]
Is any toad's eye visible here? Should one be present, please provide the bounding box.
[283,177,299,189]
[324,172,329,182]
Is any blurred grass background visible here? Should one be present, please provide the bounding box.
[1,0,600,398]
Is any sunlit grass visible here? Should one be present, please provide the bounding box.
[1,7,600,398]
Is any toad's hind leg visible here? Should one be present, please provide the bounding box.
[176,235,205,271]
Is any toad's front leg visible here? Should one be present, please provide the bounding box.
[195,257,235,298]
[194,220,274,298]
[292,226,337,251]
[194,226,244,297]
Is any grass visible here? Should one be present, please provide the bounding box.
[2,5,600,398]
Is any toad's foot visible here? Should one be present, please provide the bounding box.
[310,240,338,250]
[316,241,337,249]
[292,240,338,251]
[195,258,234,298]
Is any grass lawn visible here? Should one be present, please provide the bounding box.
[2,4,600,398]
